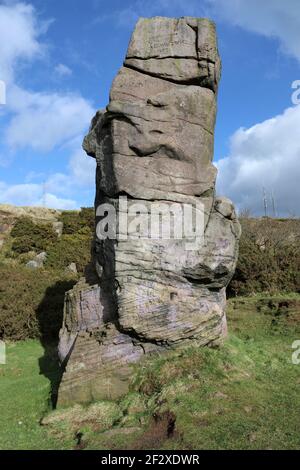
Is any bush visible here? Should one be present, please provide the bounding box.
[11,235,36,255]
[45,231,92,273]
[9,211,94,272]
[79,207,94,231]
[0,264,76,341]
[59,208,94,235]
[229,218,300,296]
[11,217,57,254]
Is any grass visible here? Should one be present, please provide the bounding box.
[0,341,72,450]
[0,297,300,450]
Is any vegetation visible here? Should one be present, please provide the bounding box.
[0,209,95,342]
[59,207,94,235]
[0,213,299,343]
[5,208,94,275]
[0,263,76,341]
[11,217,57,254]
[1,298,300,450]
[45,230,92,273]
[4,210,300,297]
[229,217,300,296]
[0,209,299,449]
[0,341,72,450]
[0,209,300,449]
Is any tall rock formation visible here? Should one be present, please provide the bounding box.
[57,17,240,406]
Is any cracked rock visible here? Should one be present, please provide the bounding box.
[57,16,240,407]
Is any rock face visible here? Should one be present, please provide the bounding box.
[57,17,240,407]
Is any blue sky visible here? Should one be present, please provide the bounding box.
[0,0,300,215]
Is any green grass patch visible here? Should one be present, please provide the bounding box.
[0,298,300,449]
[0,341,71,450]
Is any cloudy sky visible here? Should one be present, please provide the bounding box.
[0,0,299,215]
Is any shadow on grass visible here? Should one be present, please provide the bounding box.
[36,280,76,408]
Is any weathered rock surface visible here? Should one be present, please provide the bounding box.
[65,262,78,274]
[57,17,240,407]
[26,251,47,269]
[125,17,221,90]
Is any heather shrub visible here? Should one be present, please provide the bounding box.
[229,218,300,296]
[0,263,76,341]
[45,230,92,273]
[11,217,57,254]
[59,208,94,235]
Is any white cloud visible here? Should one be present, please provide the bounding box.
[0,2,45,83]
[54,63,72,77]
[6,85,94,152]
[68,149,96,187]
[217,105,300,216]
[208,0,300,62]
[0,3,94,155]
[0,2,96,208]
[40,193,77,210]
[0,181,77,209]
[44,149,96,197]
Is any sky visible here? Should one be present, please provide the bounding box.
[0,0,300,216]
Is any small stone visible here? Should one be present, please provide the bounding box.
[26,260,39,269]
[65,263,77,274]
[244,406,253,414]
[53,221,63,237]
[26,251,47,269]
[249,432,257,443]
[214,391,228,399]
[35,251,47,263]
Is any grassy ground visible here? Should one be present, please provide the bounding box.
[0,297,300,450]
[0,341,72,450]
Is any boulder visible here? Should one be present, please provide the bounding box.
[26,251,47,269]
[57,16,240,407]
